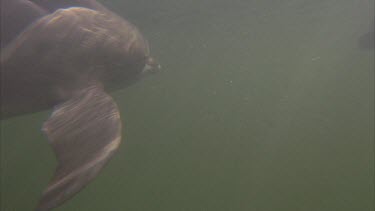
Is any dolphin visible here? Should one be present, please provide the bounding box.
[1,0,160,210]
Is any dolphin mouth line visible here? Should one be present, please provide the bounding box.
[142,56,161,74]
[142,63,161,74]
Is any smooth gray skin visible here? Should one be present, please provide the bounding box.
[1,1,159,210]
[1,0,47,47]
[1,0,111,48]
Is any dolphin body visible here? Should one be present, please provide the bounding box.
[1,1,159,210]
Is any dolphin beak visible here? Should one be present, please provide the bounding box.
[143,56,161,74]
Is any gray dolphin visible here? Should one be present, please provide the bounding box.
[1,1,160,210]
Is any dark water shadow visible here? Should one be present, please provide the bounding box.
[358,31,374,50]
[358,18,374,50]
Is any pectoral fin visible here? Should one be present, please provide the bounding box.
[36,86,121,210]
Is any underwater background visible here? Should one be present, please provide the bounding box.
[1,0,374,210]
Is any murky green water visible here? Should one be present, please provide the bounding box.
[1,0,374,210]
